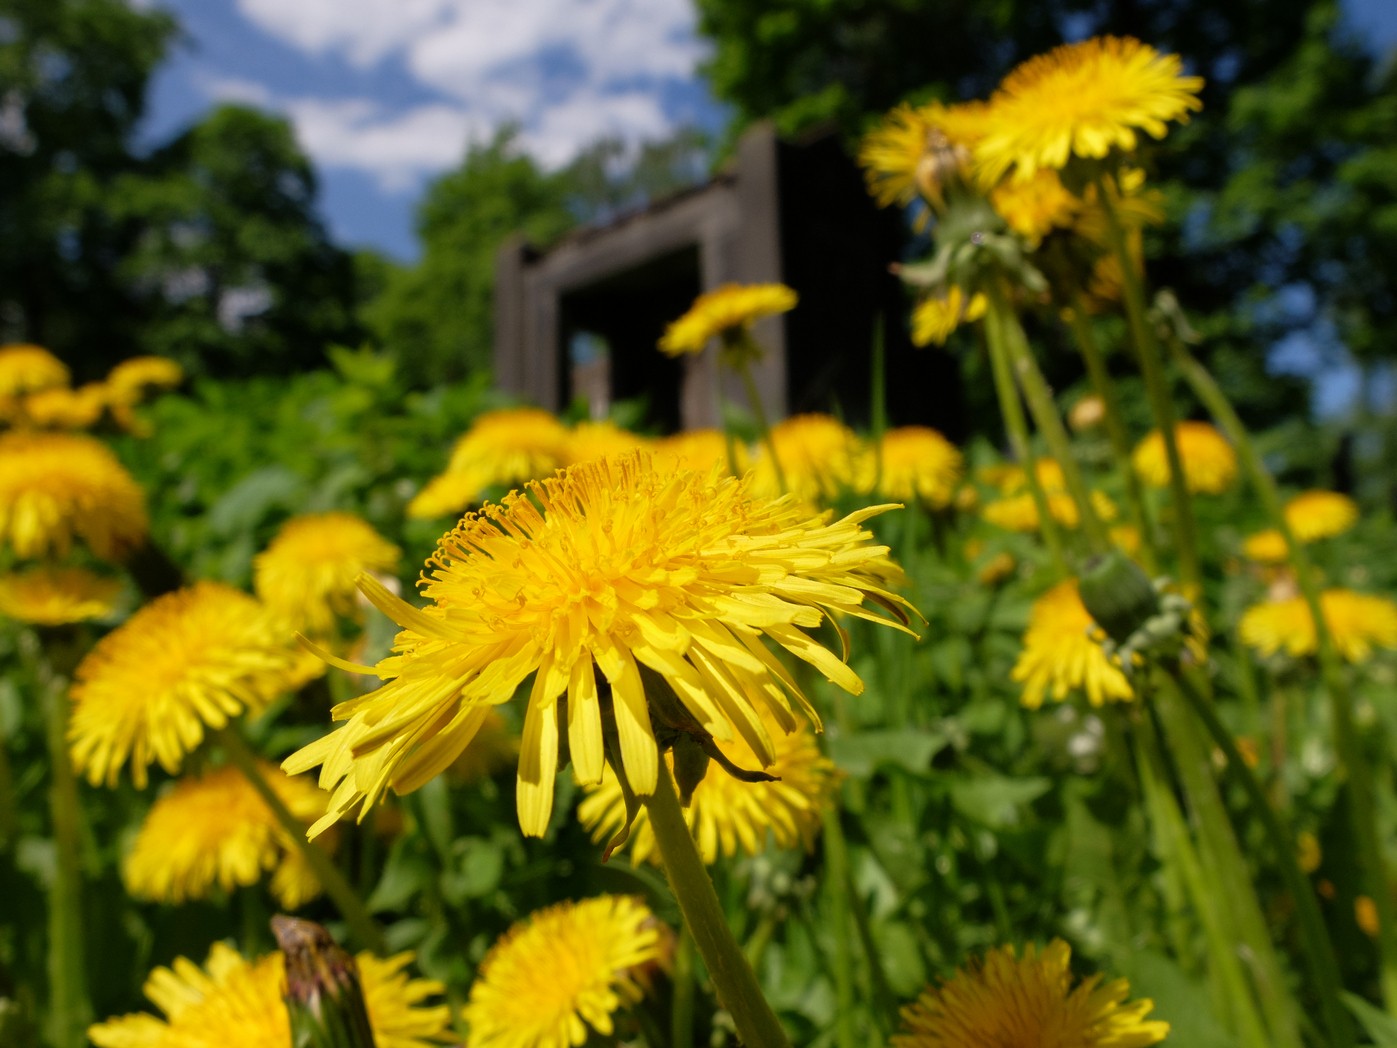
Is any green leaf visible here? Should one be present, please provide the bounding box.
[946,774,1050,829]
[1344,992,1397,1047]
[827,729,948,777]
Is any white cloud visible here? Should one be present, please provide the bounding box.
[284,99,489,192]
[222,0,710,189]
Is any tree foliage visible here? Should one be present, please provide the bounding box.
[0,0,360,376]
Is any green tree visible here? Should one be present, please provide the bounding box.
[0,0,175,365]
[362,129,575,386]
[108,104,360,375]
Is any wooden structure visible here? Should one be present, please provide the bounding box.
[494,122,958,434]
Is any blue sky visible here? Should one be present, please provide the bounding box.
[140,1,1397,263]
[140,0,725,261]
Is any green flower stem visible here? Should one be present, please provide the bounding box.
[1166,666,1352,1047]
[40,657,91,1048]
[670,926,696,1048]
[1167,334,1397,1011]
[1063,293,1158,565]
[821,806,857,1048]
[988,280,1111,557]
[732,344,788,496]
[643,762,791,1048]
[1133,712,1271,1048]
[217,727,386,955]
[1150,674,1305,1048]
[983,296,1071,573]
[1094,171,1201,591]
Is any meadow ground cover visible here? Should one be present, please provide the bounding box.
[2,33,1397,1048]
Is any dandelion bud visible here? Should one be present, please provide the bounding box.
[1077,549,1160,646]
[272,916,377,1048]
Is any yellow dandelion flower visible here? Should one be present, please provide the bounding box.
[21,383,108,430]
[89,942,452,1048]
[565,420,649,466]
[1132,421,1236,494]
[1284,490,1358,542]
[976,551,1018,586]
[106,355,184,404]
[1243,529,1289,564]
[1240,589,1397,664]
[123,762,330,908]
[285,453,915,839]
[1073,166,1166,246]
[1297,831,1322,874]
[578,712,839,864]
[861,426,964,508]
[1111,524,1143,556]
[69,582,303,788]
[910,286,987,347]
[651,428,739,475]
[254,512,401,636]
[858,101,989,210]
[0,343,69,397]
[0,431,148,560]
[983,489,1118,532]
[1012,579,1133,708]
[0,566,121,625]
[1357,896,1381,938]
[408,408,570,520]
[893,939,1168,1048]
[658,283,797,358]
[462,895,669,1048]
[748,413,863,503]
[976,35,1204,184]
[990,168,1082,247]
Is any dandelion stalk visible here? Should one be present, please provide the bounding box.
[821,806,858,1048]
[1165,666,1352,1047]
[670,927,696,1048]
[217,727,386,955]
[1062,291,1157,562]
[1167,333,1397,1010]
[1133,711,1272,1048]
[987,279,1111,557]
[983,294,1070,572]
[643,762,791,1048]
[40,651,91,1048]
[1093,171,1201,589]
[730,340,788,495]
[1149,674,1305,1048]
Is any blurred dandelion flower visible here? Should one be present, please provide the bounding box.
[123,762,330,908]
[408,408,570,519]
[285,453,914,839]
[651,428,738,475]
[859,101,989,210]
[861,426,963,508]
[893,939,1168,1048]
[658,282,796,358]
[1284,490,1358,542]
[976,35,1204,184]
[89,942,452,1048]
[564,419,649,466]
[254,512,401,636]
[0,342,69,397]
[748,413,863,503]
[1013,579,1133,708]
[1069,394,1106,432]
[990,169,1081,246]
[106,355,184,403]
[578,713,839,864]
[1240,589,1397,663]
[983,489,1118,533]
[911,287,987,347]
[0,432,148,560]
[462,895,669,1048]
[1242,529,1289,564]
[1132,421,1236,494]
[0,566,121,625]
[69,582,303,788]
[21,383,108,430]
